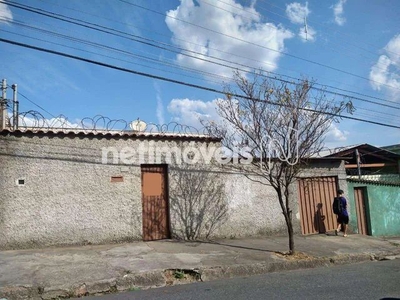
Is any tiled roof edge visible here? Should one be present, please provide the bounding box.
[347,177,400,187]
[0,129,222,142]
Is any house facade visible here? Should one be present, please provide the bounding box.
[346,176,400,236]
[326,144,400,236]
[0,129,346,249]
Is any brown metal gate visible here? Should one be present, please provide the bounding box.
[354,187,369,235]
[298,177,338,235]
[141,165,170,241]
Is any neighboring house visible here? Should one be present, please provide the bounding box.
[326,143,400,175]
[382,144,400,155]
[0,127,346,249]
[326,144,400,236]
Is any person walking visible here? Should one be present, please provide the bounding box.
[333,189,349,237]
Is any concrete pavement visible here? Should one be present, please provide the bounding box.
[1,234,400,299]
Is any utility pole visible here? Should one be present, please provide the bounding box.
[0,79,7,130]
[12,84,18,130]
[355,149,361,179]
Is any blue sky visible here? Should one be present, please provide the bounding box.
[0,0,399,150]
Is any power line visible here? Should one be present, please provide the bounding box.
[4,1,399,108]
[256,0,400,59]
[118,0,400,92]
[6,24,399,125]
[31,0,400,105]
[6,85,57,118]
[1,21,235,80]
[4,14,400,114]
[204,0,391,74]
[1,37,400,130]
[1,2,398,123]
[3,11,400,119]
[2,27,231,88]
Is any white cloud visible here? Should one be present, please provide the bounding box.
[385,34,400,67]
[315,123,350,154]
[0,2,12,24]
[15,115,80,129]
[286,2,315,42]
[369,34,400,100]
[325,123,349,143]
[165,0,293,79]
[167,98,221,128]
[332,0,347,26]
[286,2,310,25]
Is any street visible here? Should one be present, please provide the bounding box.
[81,259,400,300]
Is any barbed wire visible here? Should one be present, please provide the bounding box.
[6,110,209,135]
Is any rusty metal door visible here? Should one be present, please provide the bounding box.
[141,165,170,241]
[354,187,369,235]
[298,177,338,235]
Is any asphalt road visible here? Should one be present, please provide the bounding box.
[82,259,400,300]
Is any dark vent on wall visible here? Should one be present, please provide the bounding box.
[111,176,124,183]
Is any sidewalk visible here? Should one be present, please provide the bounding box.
[1,234,400,299]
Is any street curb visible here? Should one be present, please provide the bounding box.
[1,250,400,300]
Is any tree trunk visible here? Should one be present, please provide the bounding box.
[277,188,295,255]
[287,215,295,254]
[282,209,295,254]
[285,186,295,254]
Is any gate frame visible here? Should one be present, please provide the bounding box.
[141,164,171,241]
[353,186,370,235]
[298,176,339,235]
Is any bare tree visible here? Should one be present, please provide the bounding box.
[203,72,352,254]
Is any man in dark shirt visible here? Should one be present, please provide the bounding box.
[335,189,349,237]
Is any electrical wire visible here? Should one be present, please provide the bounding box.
[1,37,400,130]
[9,26,399,125]
[3,15,400,115]
[32,0,400,105]
[3,0,400,124]
[1,23,398,126]
[4,1,400,108]
[203,0,391,74]
[118,0,400,92]
[256,0,400,59]
[6,85,57,118]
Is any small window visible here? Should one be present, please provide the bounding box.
[111,176,124,183]
[17,179,25,186]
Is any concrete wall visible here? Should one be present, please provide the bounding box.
[0,134,145,249]
[0,132,284,249]
[347,181,400,236]
[219,173,286,237]
[0,132,346,249]
[168,166,286,240]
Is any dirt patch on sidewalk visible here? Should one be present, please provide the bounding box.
[275,251,315,260]
[164,269,202,286]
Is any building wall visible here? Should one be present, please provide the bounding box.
[347,181,400,236]
[0,133,346,249]
[168,166,287,240]
[0,133,285,249]
[219,173,286,237]
[0,134,145,249]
